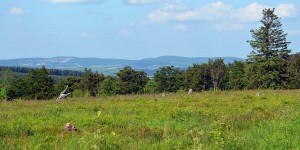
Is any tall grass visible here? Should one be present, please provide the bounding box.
[1,90,300,149]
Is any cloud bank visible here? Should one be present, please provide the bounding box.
[127,0,158,5]
[47,0,105,3]
[148,1,298,23]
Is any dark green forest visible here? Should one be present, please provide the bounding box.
[1,8,299,101]
[0,66,83,77]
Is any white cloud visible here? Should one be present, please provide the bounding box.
[80,32,89,38]
[148,2,188,22]
[174,24,187,31]
[163,3,187,11]
[148,2,298,23]
[9,7,27,15]
[235,3,267,22]
[47,0,104,3]
[148,10,173,22]
[175,11,202,21]
[148,1,232,22]
[48,0,87,3]
[127,0,157,5]
[276,4,298,18]
[235,3,298,22]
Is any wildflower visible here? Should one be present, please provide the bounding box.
[111,131,116,136]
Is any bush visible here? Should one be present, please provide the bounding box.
[144,80,158,94]
[98,77,120,96]
[72,89,85,98]
[84,91,91,98]
[0,87,7,100]
[176,89,185,94]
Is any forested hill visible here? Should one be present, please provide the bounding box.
[0,56,244,75]
[0,66,83,77]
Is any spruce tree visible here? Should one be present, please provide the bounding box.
[246,8,291,89]
[28,66,54,99]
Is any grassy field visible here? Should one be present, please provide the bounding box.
[1,90,300,149]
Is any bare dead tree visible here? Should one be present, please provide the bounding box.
[56,86,71,102]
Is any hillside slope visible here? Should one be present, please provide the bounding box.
[0,56,244,75]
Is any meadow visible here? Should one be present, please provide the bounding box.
[1,90,300,149]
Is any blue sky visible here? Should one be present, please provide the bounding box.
[0,0,299,59]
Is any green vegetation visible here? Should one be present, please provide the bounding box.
[0,8,300,149]
[117,66,148,94]
[154,66,184,92]
[246,8,291,89]
[6,66,55,100]
[98,76,121,96]
[0,87,6,100]
[1,8,300,101]
[1,90,300,149]
[0,66,83,77]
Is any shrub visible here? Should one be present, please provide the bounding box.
[144,80,158,94]
[72,89,85,98]
[98,77,120,96]
[0,87,6,100]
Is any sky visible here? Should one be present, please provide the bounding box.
[0,0,299,60]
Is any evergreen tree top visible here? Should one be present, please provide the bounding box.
[247,8,291,63]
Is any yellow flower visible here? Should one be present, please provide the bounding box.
[111,131,116,136]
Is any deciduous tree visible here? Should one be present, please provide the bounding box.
[144,80,158,94]
[207,59,226,91]
[98,76,121,96]
[184,63,212,91]
[154,66,184,92]
[116,66,148,94]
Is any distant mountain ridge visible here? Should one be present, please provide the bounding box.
[0,56,244,76]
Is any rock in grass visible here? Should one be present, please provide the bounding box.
[188,89,193,94]
[65,123,78,131]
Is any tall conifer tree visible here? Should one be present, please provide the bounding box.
[246,8,291,89]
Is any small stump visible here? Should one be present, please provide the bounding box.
[188,89,193,94]
[65,123,78,132]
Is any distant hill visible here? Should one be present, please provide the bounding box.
[0,56,244,76]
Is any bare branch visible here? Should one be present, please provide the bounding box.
[56,86,71,102]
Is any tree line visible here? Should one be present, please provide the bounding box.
[0,8,299,101]
[0,66,83,77]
